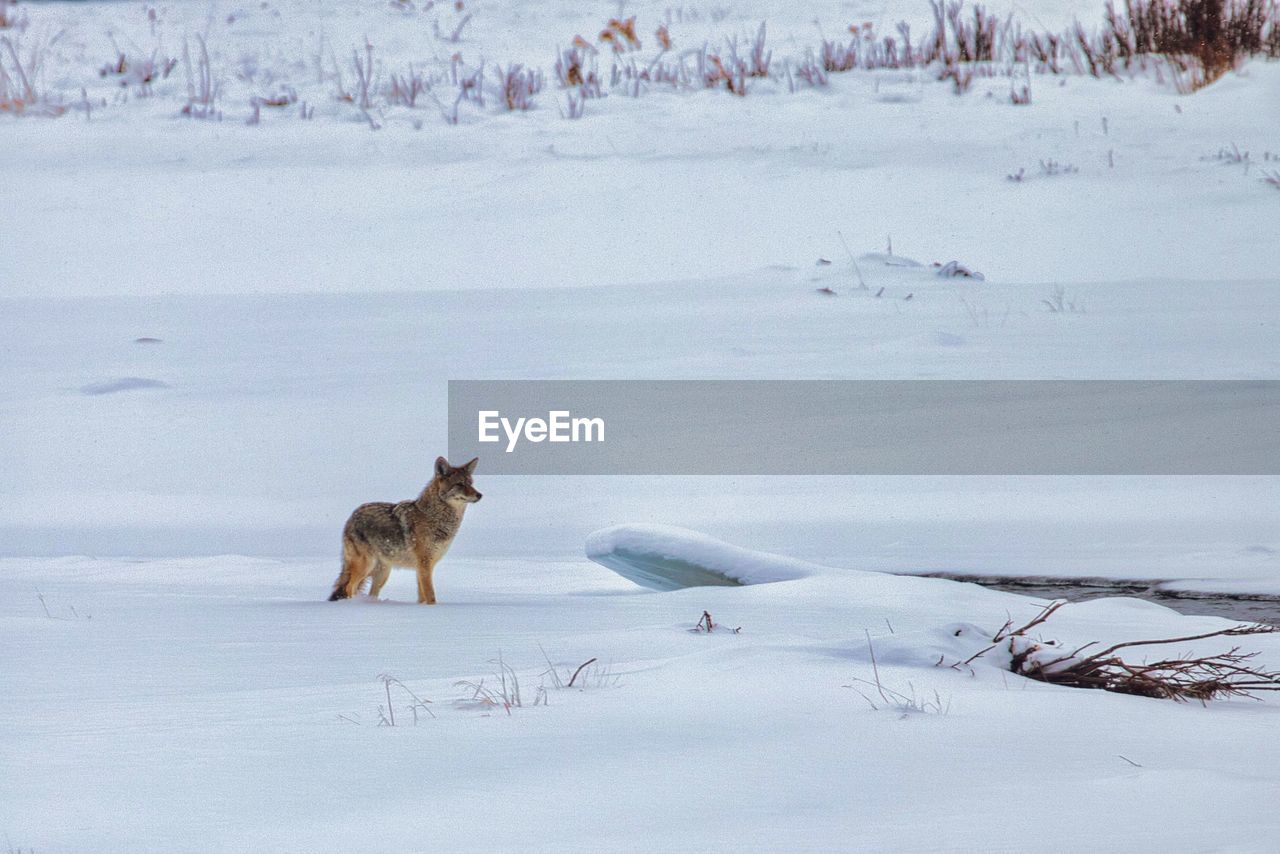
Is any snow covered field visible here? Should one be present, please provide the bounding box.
[5,540,1280,851]
[5,276,1278,585]
[3,0,1280,850]
[3,0,1280,295]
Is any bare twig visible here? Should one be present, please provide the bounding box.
[836,230,867,289]
[1083,624,1276,664]
[567,657,599,688]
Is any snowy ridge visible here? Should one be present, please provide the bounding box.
[585,523,825,589]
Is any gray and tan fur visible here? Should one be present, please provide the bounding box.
[328,456,481,604]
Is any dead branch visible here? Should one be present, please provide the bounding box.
[959,599,1069,667]
[1004,599,1068,639]
[949,602,1280,703]
[1081,624,1276,665]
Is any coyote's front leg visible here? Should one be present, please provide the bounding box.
[415,557,438,605]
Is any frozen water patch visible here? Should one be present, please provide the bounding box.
[917,572,1280,625]
[586,525,1280,623]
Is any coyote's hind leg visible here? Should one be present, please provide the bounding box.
[329,540,372,601]
[368,559,391,599]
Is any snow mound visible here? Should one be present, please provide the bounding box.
[79,377,169,395]
[854,622,997,669]
[585,524,818,590]
[934,260,985,280]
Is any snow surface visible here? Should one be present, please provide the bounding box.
[5,545,1280,851]
[4,277,1277,591]
[4,0,1280,849]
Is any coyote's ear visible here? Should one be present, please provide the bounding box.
[463,457,478,474]
[435,456,450,478]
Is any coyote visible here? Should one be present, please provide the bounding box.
[328,457,482,604]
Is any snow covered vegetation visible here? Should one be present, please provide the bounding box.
[2,0,1280,850]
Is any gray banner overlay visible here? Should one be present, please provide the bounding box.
[448,381,1280,475]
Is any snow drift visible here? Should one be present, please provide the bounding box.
[586,523,832,589]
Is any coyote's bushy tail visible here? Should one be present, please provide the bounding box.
[328,537,360,601]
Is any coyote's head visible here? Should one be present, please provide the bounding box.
[435,456,482,505]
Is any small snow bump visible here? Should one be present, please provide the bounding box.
[934,261,985,280]
[861,252,922,268]
[80,377,170,396]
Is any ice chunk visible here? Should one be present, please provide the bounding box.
[585,524,817,590]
